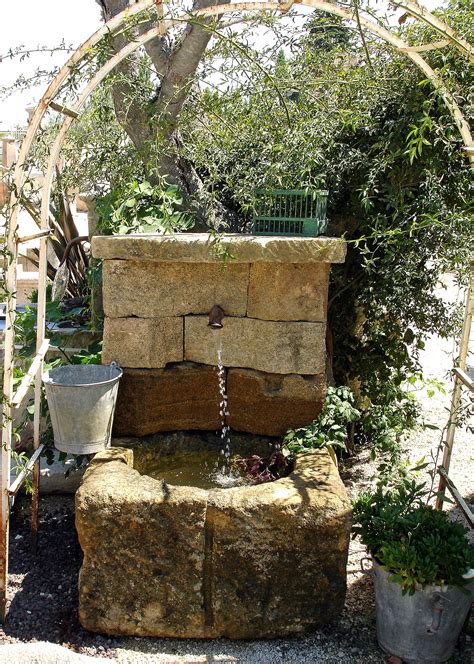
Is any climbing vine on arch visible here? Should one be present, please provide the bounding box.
[180,1,473,457]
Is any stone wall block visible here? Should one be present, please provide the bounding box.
[113,364,221,436]
[185,317,326,375]
[207,450,352,637]
[103,260,249,318]
[227,369,326,436]
[76,450,208,637]
[247,262,329,321]
[102,317,183,368]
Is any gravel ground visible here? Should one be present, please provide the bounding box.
[0,273,472,663]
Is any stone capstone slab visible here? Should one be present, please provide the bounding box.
[102,317,183,368]
[92,233,347,264]
[185,317,326,375]
[102,260,249,318]
[247,262,329,322]
[113,364,221,436]
[76,441,352,638]
[227,369,326,436]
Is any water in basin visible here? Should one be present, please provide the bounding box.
[143,449,251,489]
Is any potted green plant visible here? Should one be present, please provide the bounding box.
[353,476,474,663]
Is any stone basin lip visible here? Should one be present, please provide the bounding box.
[80,444,347,505]
[92,233,347,264]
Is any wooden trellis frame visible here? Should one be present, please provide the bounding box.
[435,262,473,525]
[1,0,473,622]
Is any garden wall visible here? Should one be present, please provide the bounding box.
[92,234,346,437]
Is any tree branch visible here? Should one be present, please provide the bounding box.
[96,0,233,227]
[96,0,160,154]
[155,0,228,134]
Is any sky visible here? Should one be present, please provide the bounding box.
[0,0,102,129]
[0,0,444,131]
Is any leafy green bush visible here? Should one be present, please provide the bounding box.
[96,178,193,235]
[282,386,419,466]
[353,478,474,594]
[283,386,360,464]
[183,3,473,463]
[352,477,427,553]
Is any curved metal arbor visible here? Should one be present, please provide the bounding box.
[1,0,472,621]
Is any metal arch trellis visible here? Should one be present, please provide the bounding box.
[1,0,473,621]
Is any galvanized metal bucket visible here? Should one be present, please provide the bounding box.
[43,363,122,455]
[372,558,473,663]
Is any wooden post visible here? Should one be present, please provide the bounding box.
[436,264,473,509]
[0,196,20,621]
[30,194,53,552]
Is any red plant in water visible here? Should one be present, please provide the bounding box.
[238,450,287,484]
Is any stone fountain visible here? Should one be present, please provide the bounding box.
[75,233,352,638]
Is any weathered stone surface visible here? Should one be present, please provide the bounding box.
[113,364,221,436]
[207,451,352,638]
[93,233,347,264]
[103,260,249,318]
[76,441,352,638]
[76,447,208,638]
[247,262,329,321]
[102,317,182,368]
[185,316,326,375]
[228,369,326,436]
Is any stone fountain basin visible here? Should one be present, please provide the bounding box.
[75,435,352,638]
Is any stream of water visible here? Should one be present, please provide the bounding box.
[217,342,231,467]
[143,335,251,489]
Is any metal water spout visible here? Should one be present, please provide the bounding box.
[208,304,224,329]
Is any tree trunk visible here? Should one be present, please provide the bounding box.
[96,0,231,229]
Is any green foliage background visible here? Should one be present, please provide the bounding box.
[352,476,474,592]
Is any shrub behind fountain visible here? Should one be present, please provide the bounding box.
[76,434,352,638]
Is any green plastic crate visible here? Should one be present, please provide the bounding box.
[252,189,328,237]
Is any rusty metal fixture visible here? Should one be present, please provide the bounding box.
[208,304,225,329]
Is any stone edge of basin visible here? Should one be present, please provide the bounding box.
[76,445,350,504]
[91,233,347,264]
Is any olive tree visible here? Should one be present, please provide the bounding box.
[96,0,230,226]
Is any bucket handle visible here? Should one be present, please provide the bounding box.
[426,592,445,634]
[360,557,375,575]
